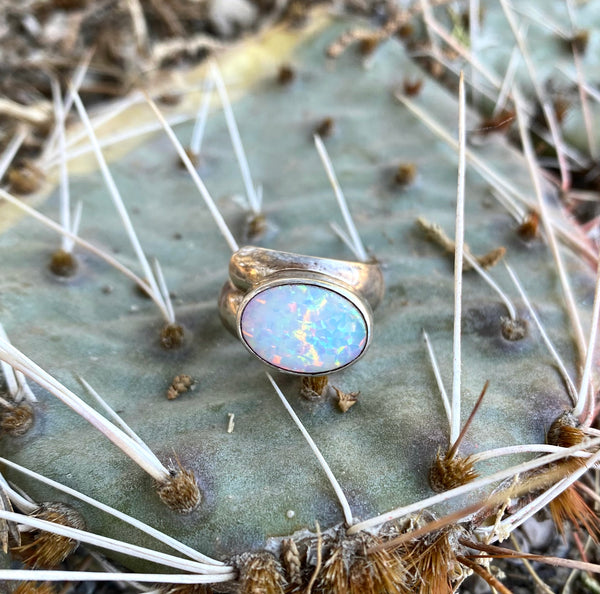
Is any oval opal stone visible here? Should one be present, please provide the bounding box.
[240,283,368,374]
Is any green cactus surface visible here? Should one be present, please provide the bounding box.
[0,6,598,587]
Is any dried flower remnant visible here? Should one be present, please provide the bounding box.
[167,374,194,400]
[333,386,359,413]
[11,502,85,568]
[300,376,329,401]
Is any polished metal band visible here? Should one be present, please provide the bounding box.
[219,246,385,337]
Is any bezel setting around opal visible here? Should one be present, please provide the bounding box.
[235,272,372,376]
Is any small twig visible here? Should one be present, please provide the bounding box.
[456,555,513,594]
[305,521,322,594]
[0,98,51,127]
[125,0,149,54]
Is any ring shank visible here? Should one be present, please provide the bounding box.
[219,246,384,337]
[228,246,384,309]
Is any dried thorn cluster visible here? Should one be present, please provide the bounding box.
[48,249,78,278]
[245,212,268,241]
[300,376,329,401]
[11,502,85,568]
[155,467,202,513]
[500,316,528,342]
[403,530,460,594]
[547,411,584,448]
[162,586,213,594]
[516,210,540,241]
[281,538,303,588]
[7,161,45,195]
[276,526,478,593]
[160,323,185,350]
[167,374,194,400]
[11,582,56,594]
[394,163,418,187]
[549,483,600,543]
[0,402,34,436]
[429,449,478,493]
[236,551,285,594]
[333,386,359,413]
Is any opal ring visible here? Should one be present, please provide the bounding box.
[218,246,384,376]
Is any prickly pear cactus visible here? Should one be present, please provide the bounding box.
[0,4,598,592]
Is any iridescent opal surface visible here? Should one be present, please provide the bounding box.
[239,283,368,374]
